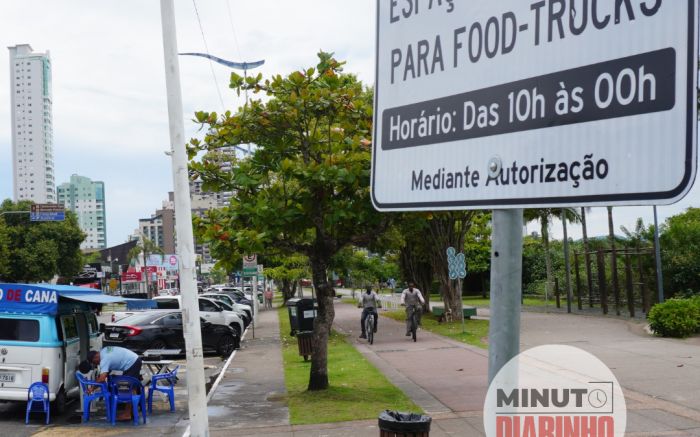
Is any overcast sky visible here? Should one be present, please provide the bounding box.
[0,1,697,247]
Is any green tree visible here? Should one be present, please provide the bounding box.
[463,212,492,297]
[188,52,385,390]
[265,253,310,302]
[0,199,84,283]
[0,219,10,278]
[524,208,581,298]
[660,208,700,296]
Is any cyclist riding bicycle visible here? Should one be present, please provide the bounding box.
[358,285,380,339]
[401,282,425,336]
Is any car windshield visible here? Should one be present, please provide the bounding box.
[206,294,233,306]
[216,300,234,311]
[114,312,164,326]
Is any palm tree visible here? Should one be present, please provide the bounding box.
[607,206,621,315]
[524,208,581,301]
[621,218,651,312]
[580,207,594,307]
[128,237,163,298]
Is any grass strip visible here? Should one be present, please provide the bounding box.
[382,310,489,350]
[429,296,554,307]
[278,307,421,425]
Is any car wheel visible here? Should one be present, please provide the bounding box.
[230,324,241,338]
[148,339,167,350]
[52,387,67,415]
[217,335,236,357]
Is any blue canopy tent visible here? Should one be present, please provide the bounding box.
[0,283,125,314]
[123,298,157,310]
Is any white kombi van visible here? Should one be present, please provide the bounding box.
[0,284,124,413]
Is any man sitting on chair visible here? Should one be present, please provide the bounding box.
[88,347,142,421]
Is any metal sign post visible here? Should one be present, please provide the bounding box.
[243,255,258,338]
[487,210,523,383]
[159,1,208,435]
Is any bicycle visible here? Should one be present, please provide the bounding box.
[406,305,418,342]
[365,309,375,345]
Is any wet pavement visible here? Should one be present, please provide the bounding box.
[208,308,289,435]
[0,355,225,437]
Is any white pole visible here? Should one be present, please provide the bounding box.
[159,1,209,435]
[488,209,523,383]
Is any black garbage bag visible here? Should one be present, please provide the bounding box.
[378,410,431,433]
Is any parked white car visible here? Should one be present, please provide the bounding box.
[152,296,245,336]
[200,293,252,323]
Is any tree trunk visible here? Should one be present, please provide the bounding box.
[281,278,296,302]
[427,212,473,317]
[308,254,334,391]
[581,207,595,307]
[607,206,621,315]
[398,242,433,314]
[541,216,553,300]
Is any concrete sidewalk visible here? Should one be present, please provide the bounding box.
[208,308,289,436]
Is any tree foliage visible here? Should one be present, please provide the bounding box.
[661,207,700,296]
[0,199,84,283]
[188,52,385,390]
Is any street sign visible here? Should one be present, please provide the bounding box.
[371,1,698,210]
[30,204,65,221]
[242,254,257,276]
[447,247,467,280]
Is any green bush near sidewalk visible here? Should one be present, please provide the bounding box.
[648,297,700,338]
[277,307,421,425]
[383,310,489,349]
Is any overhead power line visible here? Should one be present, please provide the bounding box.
[192,0,226,112]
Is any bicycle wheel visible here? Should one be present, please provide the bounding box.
[411,311,417,342]
[366,315,374,345]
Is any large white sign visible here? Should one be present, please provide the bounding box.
[372,0,698,210]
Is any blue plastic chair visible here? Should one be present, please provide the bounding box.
[147,365,179,413]
[109,376,147,425]
[25,382,50,425]
[75,372,111,423]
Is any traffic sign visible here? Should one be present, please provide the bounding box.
[30,204,65,221]
[242,254,257,276]
[371,1,697,210]
[447,247,467,280]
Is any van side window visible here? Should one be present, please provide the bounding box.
[87,313,99,334]
[156,299,179,309]
[0,319,39,342]
[60,315,79,340]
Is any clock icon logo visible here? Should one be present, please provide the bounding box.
[588,389,608,408]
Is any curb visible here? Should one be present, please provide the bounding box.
[182,323,251,437]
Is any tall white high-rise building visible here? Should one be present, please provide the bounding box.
[9,44,56,203]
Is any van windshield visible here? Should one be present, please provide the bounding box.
[0,319,40,342]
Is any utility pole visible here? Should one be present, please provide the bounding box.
[488,209,523,383]
[159,1,209,435]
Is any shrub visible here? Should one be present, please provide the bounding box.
[647,298,700,338]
